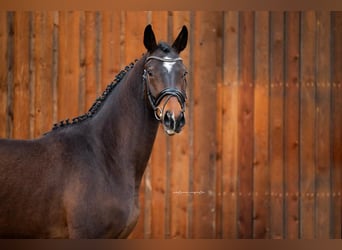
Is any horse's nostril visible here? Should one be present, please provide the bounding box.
[175,112,185,133]
[163,111,175,129]
[178,112,185,128]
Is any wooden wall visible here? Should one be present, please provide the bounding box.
[0,11,341,239]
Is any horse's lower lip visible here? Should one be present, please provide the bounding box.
[165,128,176,136]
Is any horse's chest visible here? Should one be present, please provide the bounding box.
[116,201,140,238]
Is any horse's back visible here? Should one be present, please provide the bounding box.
[0,137,62,186]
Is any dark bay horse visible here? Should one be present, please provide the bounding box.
[0,24,188,238]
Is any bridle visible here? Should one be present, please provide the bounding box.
[143,55,187,121]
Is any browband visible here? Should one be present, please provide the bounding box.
[146,56,183,63]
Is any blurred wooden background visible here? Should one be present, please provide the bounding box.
[0,11,341,238]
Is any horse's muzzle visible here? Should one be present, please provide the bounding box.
[162,110,185,135]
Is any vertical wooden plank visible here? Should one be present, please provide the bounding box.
[269,11,285,239]
[123,11,147,65]
[12,11,31,139]
[187,11,195,239]
[315,11,331,239]
[214,12,224,239]
[79,11,101,113]
[101,11,121,88]
[331,11,342,239]
[216,51,223,238]
[57,11,80,121]
[191,11,220,238]
[237,11,254,238]
[51,12,58,126]
[0,12,8,138]
[221,11,239,239]
[78,11,86,113]
[148,11,168,239]
[83,11,100,111]
[33,11,54,137]
[169,11,191,239]
[28,12,35,139]
[4,12,14,138]
[299,11,316,239]
[253,11,270,239]
[214,11,225,239]
[284,11,300,239]
[124,11,148,239]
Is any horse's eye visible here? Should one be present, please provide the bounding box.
[147,70,153,77]
[183,71,188,78]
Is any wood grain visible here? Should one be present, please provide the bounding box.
[0,11,340,239]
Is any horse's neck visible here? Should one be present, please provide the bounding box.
[90,57,159,187]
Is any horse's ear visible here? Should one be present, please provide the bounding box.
[172,25,188,53]
[144,24,157,52]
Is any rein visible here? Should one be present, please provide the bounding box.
[143,56,187,121]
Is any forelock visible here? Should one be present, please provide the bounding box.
[158,42,172,53]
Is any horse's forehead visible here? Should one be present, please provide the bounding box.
[163,58,176,73]
[152,58,182,76]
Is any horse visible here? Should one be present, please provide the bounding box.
[0,24,188,238]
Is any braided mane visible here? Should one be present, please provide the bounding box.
[50,59,138,132]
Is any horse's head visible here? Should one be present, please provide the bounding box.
[143,24,188,136]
